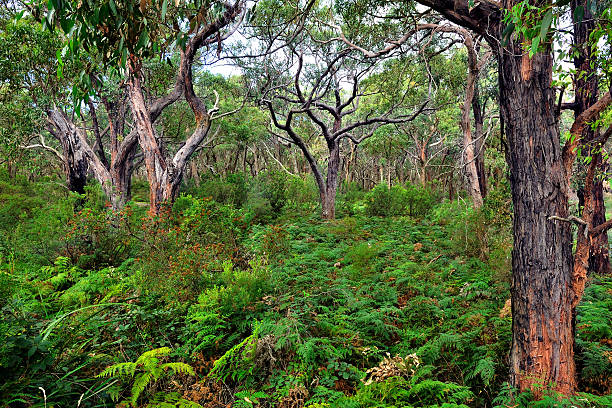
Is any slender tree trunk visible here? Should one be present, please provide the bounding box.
[500,39,576,395]
[590,177,609,274]
[127,59,168,212]
[461,68,484,208]
[322,138,340,220]
[472,85,487,199]
[571,0,609,275]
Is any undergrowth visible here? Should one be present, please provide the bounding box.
[0,177,610,408]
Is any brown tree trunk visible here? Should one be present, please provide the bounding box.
[571,0,610,275]
[500,39,576,395]
[472,85,487,199]
[460,32,487,208]
[47,120,89,195]
[322,138,340,220]
[127,58,168,212]
[590,178,609,274]
[47,109,133,205]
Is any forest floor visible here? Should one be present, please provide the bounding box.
[1,191,611,407]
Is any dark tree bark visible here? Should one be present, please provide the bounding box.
[472,85,487,199]
[571,0,610,275]
[49,125,89,195]
[500,45,576,396]
[322,129,341,219]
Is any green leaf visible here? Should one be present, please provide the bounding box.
[109,0,117,16]
[121,46,128,68]
[501,22,515,46]
[530,35,540,57]
[574,5,584,23]
[136,28,150,51]
[539,10,553,40]
[60,18,75,35]
[161,0,168,21]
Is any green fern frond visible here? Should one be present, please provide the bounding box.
[131,372,153,407]
[136,347,172,365]
[97,362,137,378]
[161,362,195,376]
[465,357,495,385]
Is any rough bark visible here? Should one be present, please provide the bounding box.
[501,45,576,395]
[322,134,340,220]
[47,109,114,198]
[54,127,89,194]
[406,0,582,395]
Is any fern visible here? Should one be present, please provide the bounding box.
[136,347,172,363]
[96,347,195,407]
[161,362,195,376]
[131,371,153,407]
[97,362,138,378]
[465,357,496,386]
[208,321,260,382]
[408,380,474,405]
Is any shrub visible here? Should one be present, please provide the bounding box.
[365,184,404,217]
[188,172,249,208]
[286,174,319,209]
[136,195,250,302]
[256,170,288,213]
[365,183,437,217]
[247,170,289,222]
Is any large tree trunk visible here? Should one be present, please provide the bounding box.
[49,120,89,195]
[500,39,576,395]
[48,109,134,206]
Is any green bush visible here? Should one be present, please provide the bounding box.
[247,170,289,221]
[188,172,249,207]
[286,174,319,209]
[136,195,250,302]
[365,183,437,217]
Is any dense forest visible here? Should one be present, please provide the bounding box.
[0,0,611,407]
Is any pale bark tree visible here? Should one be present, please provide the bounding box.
[125,0,245,212]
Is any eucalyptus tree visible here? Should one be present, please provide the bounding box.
[336,0,612,396]
[355,51,462,190]
[244,4,430,219]
[43,0,246,212]
[0,10,143,203]
[566,0,610,274]
[0,15,87,190]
